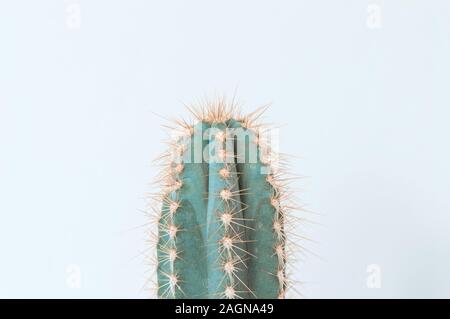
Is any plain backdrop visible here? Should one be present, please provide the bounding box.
[1,0,450,298]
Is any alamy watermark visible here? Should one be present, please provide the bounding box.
[169,126,280,175]
[66,264,82,289]
[66,1,81,30]
[366,264,382,288]
[366,3,382,30]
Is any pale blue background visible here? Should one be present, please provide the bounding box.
[1,0,450,298]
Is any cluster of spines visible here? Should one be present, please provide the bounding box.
[150,97,302,299]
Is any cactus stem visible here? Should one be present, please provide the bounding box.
[153,99,302,299]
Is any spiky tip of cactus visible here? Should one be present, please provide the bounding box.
[151,99,299,299]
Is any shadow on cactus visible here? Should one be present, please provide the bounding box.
[152,99,301,299]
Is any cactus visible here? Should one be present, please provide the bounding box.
[153,101,294,299]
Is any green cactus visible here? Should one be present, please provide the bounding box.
[155,103,289,299]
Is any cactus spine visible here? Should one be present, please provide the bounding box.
[154,101,293,299]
